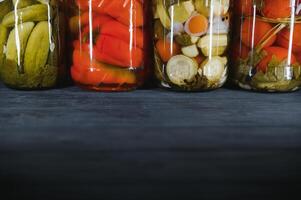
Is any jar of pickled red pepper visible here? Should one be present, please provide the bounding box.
[231,0,301,92]
[153,0,231,91]
[68,0,151,91]
[0,0,66,90]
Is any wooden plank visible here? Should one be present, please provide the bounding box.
[1,84,301,131]
[0,84,301,199]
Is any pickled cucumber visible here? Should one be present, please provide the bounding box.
[0,25,8,67]
[156,0,171,29]
[6,22,35,73]
[197,34,228,56]
[166,55,198,86]
[40,64,57,87]
[0,59,24,87]
[181,44,199,57]
[12,0,36,8]
[195,0,230,17]
[0,0,12,21]
[24,21,50,80]
[2,4,49,27]
[200,56,227,83]
[0,59,56,88]
[169,1,194,23]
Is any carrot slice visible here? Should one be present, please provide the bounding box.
[155,39,181,63]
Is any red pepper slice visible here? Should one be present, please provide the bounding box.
[71,49,137,85]
[95,34,143,68]
[80,15,112,43]
[101,20,144,49]
[75,0,143,27]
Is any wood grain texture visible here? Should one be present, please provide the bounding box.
[0,84,301,200]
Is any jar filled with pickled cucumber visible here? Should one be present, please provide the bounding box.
[231,0,301,92]
[67,0,152,92]
[153,0,231,91]
[0,0,66,90]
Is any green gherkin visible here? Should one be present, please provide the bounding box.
[12,0,36,9]
[24,21,50,80]
[2,4,49,27]
[0,25,8,67]
[5,21,35,73]
[0,0,12,21]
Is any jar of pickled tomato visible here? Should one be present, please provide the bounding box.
[231,0,301,92]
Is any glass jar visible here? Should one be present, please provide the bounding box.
[0,0,66,90]
[68,0,151,91]
[153,0,231,91]
[231,0,301,92]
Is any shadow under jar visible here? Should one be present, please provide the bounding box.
[153,0,231,91]
[231,0,301,92]
[68,0,152,92]
[0,0,66,90]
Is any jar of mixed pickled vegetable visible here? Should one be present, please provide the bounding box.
[153,0,231,91]
[231,0,301,92]
[68,0,152,91]
[0,0,66,90]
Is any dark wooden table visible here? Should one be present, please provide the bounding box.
[0,83,301,200]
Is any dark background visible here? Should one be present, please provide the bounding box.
[1,84,301,199]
